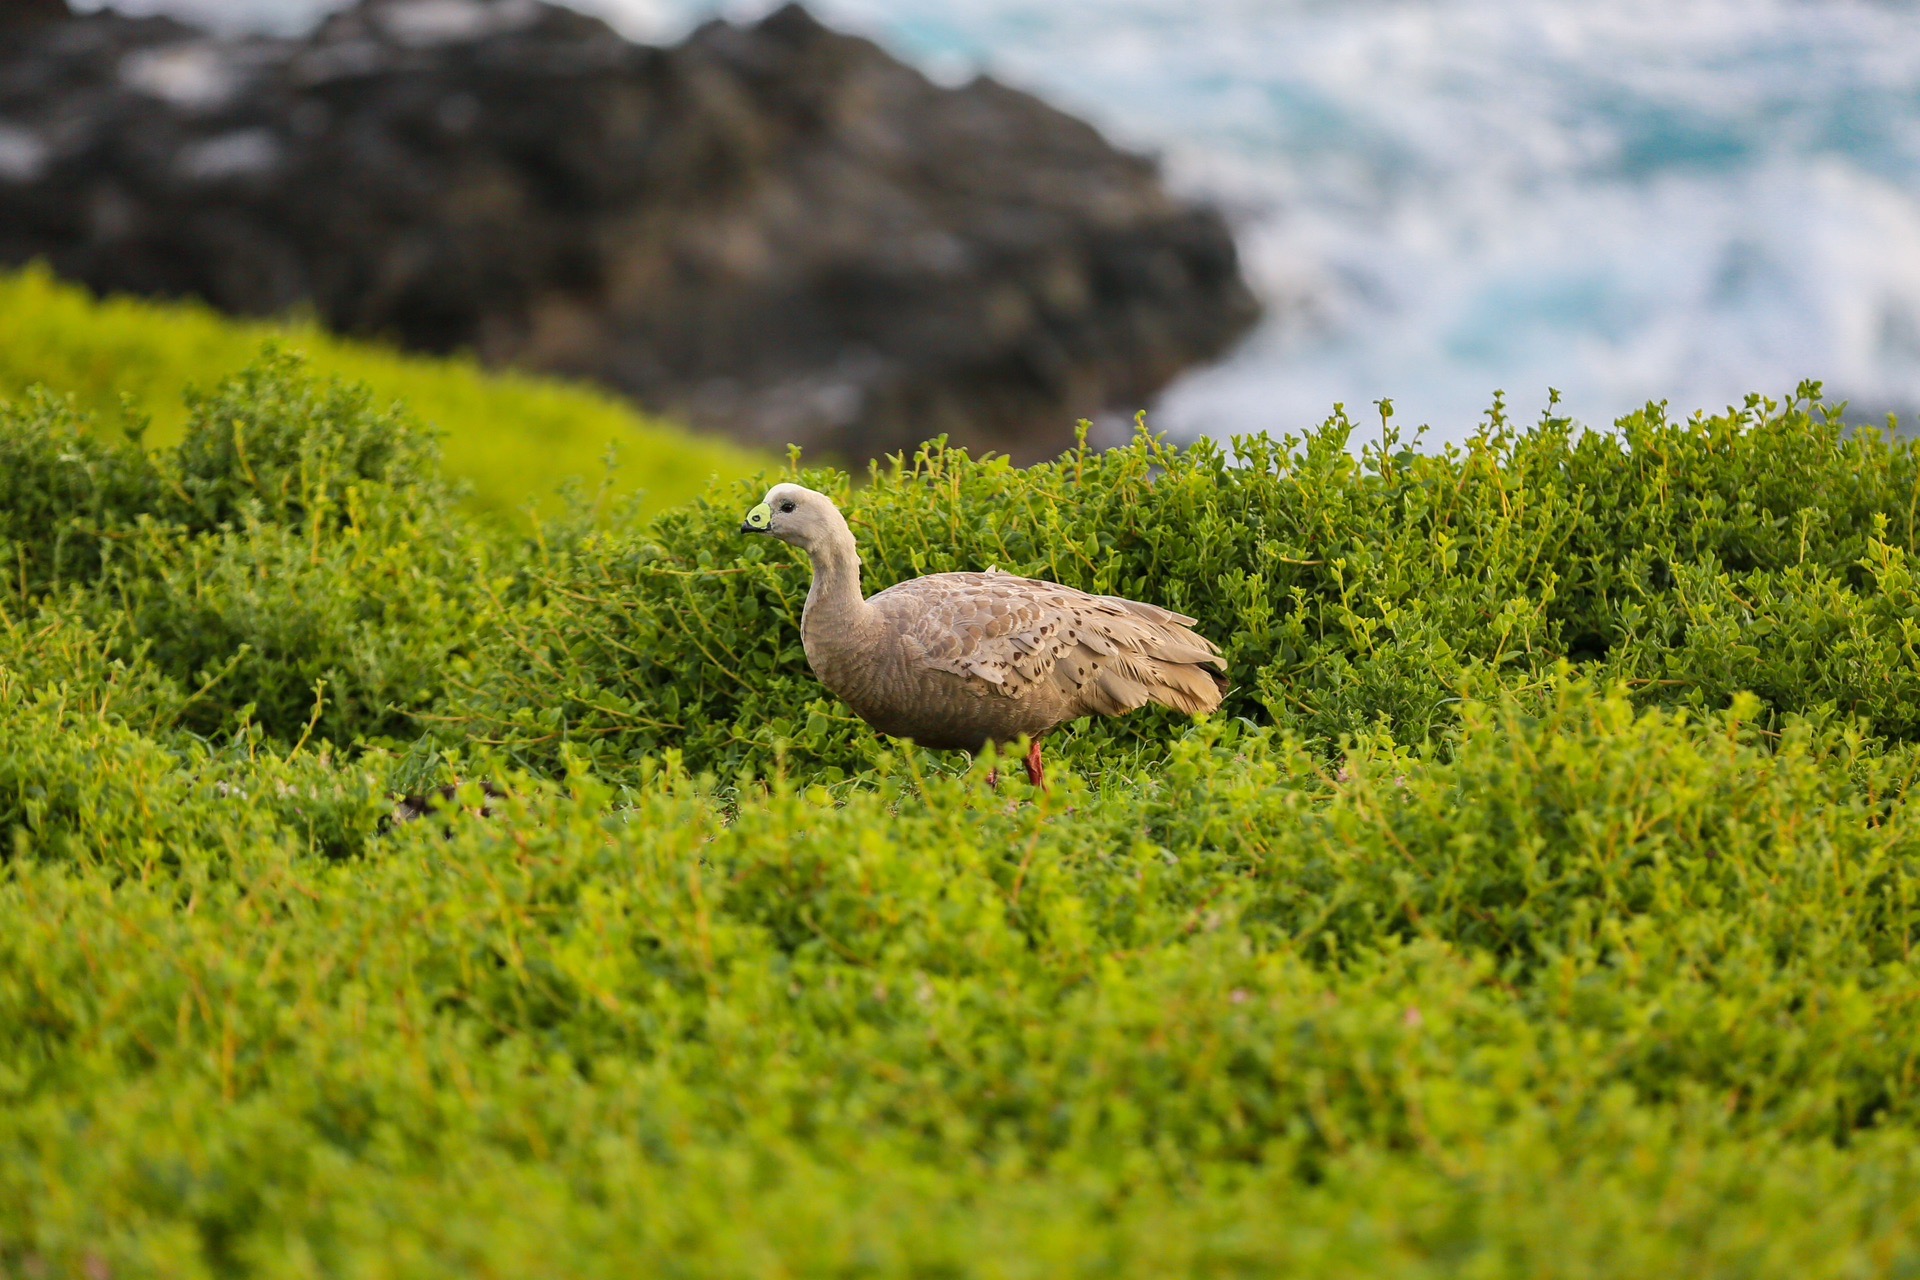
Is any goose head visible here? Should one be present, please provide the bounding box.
[740,483,849,554]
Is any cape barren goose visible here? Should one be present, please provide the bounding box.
[741,483,1226,786]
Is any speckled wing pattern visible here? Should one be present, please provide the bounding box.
[872,570,1227,719]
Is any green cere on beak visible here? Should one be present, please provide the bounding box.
[741,502,773,533]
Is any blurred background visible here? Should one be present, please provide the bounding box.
[36,0,1920,449]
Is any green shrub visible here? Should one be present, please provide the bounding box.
[3,352,1920,1274]
[0,596,191,734]
[96,354,483,744]
[0,265,760,521]
[0,679,386,868]
[97,512,476,744]
[2,690,1918,1275]
[167,354,444,533]
[0,390,166,591]
[0,352,489,745]
[443,387,1920,781]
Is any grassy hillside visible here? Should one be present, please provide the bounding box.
[4,355,1920,1276]
[0,266,758,521]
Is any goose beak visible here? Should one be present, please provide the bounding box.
[741,501,773,534]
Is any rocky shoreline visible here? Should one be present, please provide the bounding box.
[0,0,1259,461]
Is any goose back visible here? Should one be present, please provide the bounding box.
[800,569,1226,751]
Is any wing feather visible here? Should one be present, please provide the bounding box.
[868,571,1226,719]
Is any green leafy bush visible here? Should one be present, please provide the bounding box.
[103,356,485,743]
[0,351,487,745]
[2,352,1919,1275]
[443,387,1920,781]
[0,265,760,521]
[0,688,384,868]
[0,597,191,734]
[166,356,444,532]
[0,389,166,591]
[3,691,1919,1276]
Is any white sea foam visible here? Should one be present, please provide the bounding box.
[74,0,1920,440]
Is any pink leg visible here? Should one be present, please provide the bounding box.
[986,767,1000,789]
[1025,738,1046,790]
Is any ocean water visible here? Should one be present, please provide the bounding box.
[78,0,1920,443]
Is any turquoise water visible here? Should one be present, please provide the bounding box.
[83,0,1920,441]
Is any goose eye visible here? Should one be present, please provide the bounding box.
[779,501,796,513]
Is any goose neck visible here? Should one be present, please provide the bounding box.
[803,535,870,633]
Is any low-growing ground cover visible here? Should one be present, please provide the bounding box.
[0,267,758,522]
[2,357,1919,1276]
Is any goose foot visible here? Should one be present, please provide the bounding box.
[1025,739,1046,790]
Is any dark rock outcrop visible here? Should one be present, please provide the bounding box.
[0,0,1259,461]
[0,0,68,29]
